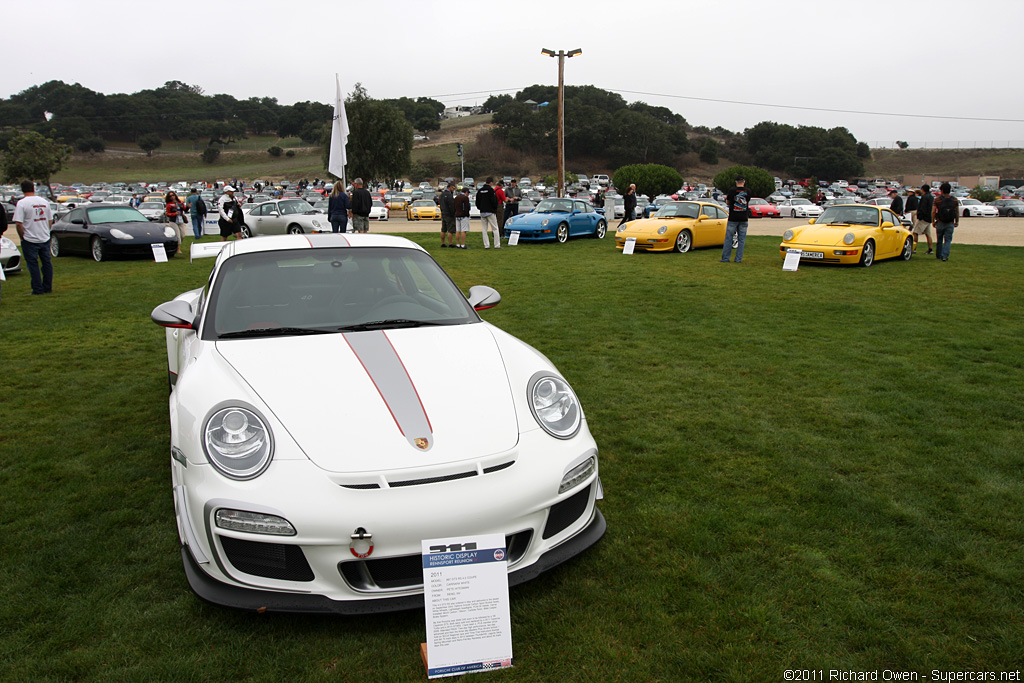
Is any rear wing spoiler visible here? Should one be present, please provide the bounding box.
[190,241,230,263]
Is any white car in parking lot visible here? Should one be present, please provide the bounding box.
[777,198,823,219]
[150,233,605,614]
[957,198,998,217]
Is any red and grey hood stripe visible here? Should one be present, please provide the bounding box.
[343,331,433,451]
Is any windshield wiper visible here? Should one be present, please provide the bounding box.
[219,326,332,339]
[337,319,448,332]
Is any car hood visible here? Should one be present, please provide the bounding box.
[790,224,866,246]
[216,323,519,473]
[618,217,695,236]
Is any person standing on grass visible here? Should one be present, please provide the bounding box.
[913,185,935,255]
[185,188,205,240]
[904,187,919,230]
[349,178,372,233]
[504,178,522,224]
[328,180,350,233]
[476,177,500,249]
[932,181,958,262]
[619,184,637,227]
[888,189,904,219]
[439,181,456,248]
[13,180,53,295]
[454,186,470,249]
[721,175,751,263]
[217,186,243,241]
[0,198,7,302]
[494,180,506,233]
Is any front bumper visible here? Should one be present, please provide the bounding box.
[779,243,859,264]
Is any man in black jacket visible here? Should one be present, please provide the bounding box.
[348,178,372,233]
[439,182,456,248]
[888,189,904,218]
[476,177,500,249]
[913,185,934,255]
[619,184,637,227]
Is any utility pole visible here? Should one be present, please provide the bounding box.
[541,48,581,198]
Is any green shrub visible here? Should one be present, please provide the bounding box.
[612,164,683,199]
[268,146,283,157]
[712,165,775,198]
[970,185,998,203]
[201,147,220,164]
[285,149,295,157]
[699,138,719,165]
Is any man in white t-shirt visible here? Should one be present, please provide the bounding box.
[13,180,54,295]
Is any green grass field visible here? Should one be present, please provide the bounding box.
[1,235,1021,681]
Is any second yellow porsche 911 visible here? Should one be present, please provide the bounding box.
[406,199,441,220]
[614,201,728,253]
[779,204,913,267]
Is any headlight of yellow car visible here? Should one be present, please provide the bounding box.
[657,225,667,235]
[783,229,794,241]
[844,232,855,245]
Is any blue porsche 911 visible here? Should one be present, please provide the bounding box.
[503,198,607,243]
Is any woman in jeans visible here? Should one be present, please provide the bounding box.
[327,181,350,233]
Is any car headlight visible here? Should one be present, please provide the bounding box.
[843,232,855,245]
[203,404,274,480]
[542,218,549,226]
[783,229,794,241]
[312,220,322,228]
[164,227,176,239]
[528,372,581,440]
[617,225,627,233]
[657,225,668,234]
[109,228,135,240]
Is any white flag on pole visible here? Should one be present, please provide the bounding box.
[328,74,349,180]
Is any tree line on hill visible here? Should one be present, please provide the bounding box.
[0,79,871,188]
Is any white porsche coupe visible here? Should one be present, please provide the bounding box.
[151,233,605,613]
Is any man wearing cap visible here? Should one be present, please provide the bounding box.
[476,177,500,249]
[721,174,751,263]
[888,189,904,219]
[439,181,456,248]
[913,185,935,255]
[453,186,470,249]
[218,185,242,241]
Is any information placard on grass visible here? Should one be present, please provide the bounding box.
[151,243,168,262]
[421,533,512,679]
[622,237,637,255]
[508,231,521,246]
[783,248,802,271]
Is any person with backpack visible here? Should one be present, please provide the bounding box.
[185,188,207,240]
[931,182,958,262]
[913,185,934,255]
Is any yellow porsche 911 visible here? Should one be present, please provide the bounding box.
[388,194,412,211]
[779,204,913,267]
[406,199,441,220]
[614,201,729,253]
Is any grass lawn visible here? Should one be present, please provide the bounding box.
[1,235,1021,681]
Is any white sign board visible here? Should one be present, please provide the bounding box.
[783,248,802,271]
[422,533,513,679]
[0,264,6,281]
[508,231,520,246]
[151,243,168,262]
[203,216,220,235]
[622,237,637,255]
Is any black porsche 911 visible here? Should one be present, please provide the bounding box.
[50,203,179,261]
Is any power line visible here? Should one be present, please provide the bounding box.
[606,88,1024,124]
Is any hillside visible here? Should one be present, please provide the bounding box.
[48,116,1024,185]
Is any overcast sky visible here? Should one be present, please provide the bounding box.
[7,0,1023,148]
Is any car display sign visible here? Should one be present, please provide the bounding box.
[422,533,513,678]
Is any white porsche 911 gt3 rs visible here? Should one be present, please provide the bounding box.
[151,233,605,613]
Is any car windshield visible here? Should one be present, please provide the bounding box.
[140,202,163,209]
[278,199,315,215]
[411,200,433,207]
[535,199,574,213]
[792,199,812,205]
[815,206,879,226]
[749,198,767,205]
[205,246,479,339]
[961,199,980,206]
[86,206,148,223]
[372,200,385,207]
[655,202,702,219]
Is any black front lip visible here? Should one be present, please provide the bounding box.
[180,508,606,615]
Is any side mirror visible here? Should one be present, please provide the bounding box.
[881,221,894,229]
[467,285,501,311]
[808,218,816,225]
[697,214,709,221]
[151,299,196,329]
[71,218,85,225]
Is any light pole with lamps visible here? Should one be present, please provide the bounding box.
[541,47,581,198]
